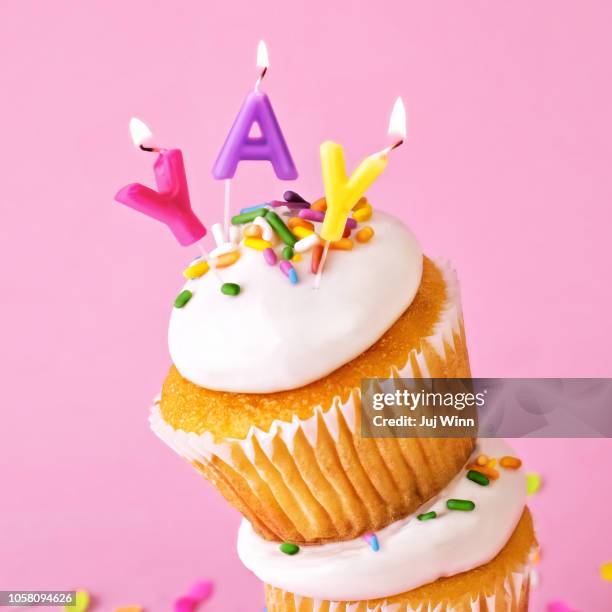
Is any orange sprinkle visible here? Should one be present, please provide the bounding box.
[331,238,354,251]
[352,197,368,211]
[356,226,374,243]
[500,456,522,470]
[476,454,489,466]
[287,217,314,232]
[311,243,324,273]
[215,250,240,268]
[311,197,327,212]
[243,224,263,238]
[292,253,302,263]
[466,463,500,480]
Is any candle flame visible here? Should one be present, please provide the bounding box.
[256,40,269,69]
[388,97,407,140]
[129,117,153,148]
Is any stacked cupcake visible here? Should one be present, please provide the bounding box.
[151,198,536,611]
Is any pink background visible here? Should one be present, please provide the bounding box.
[1,1,611,610]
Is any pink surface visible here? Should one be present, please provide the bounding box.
[1,1,611,610]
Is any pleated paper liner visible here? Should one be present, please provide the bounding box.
[152,259,473,544]
[264,510,536,612]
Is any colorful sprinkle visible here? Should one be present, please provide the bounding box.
[266,210,297,247]
[500,456,522,470]
[353,203,373,222]
[244,237,273,251]
[600,561,612,581]
[253,215,275,241]
[446,498,476,511]
[292,253,302,262]
[174,290,193,308]
[311,243,324,273]
[299,208,325,222]
[467,470,490,486]
[282,246,294,260]
[280,542,300,555]
[356,226,375,243]
[263,247,277,266]
[526,473,542,495]
[344,217,358,229]
[221,282,240,296]
[231,209,267,225]
[342,225,352,238]
[280,260,298,284]
[295,233,321,253]
[283,190,309,204]
[243,223,263,238]
[466,463,500,480]
[214,250,240,268]
[475,454,489,466]
[363,532,380,552]
[287,217,314,232]
[417,511,437,521]
[174,579,214,612]
[311,197,327,212]
[64,590,89,612]
[331,238,353,251]
[114,607,142,612]
[292,225,314,239]
[240,203,269,214]
[183,259,210,279]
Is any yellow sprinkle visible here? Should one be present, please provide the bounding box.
[292,226,314,239]
[287,217,314,231]
[352,197,368,211]
[215,250,240,268]
[331,238,353,251]
[114,607,143,612]
[356,226,374,243]
[64,590,89,612]
[500,456,522,470]
[353,203,373,222]
[244,237,272,251]
[183,259,210,279]
[243,223,263,238]
[600,561,612,581]
[292,253,302,262]
[487,458,497,468]
[526,472,542,495]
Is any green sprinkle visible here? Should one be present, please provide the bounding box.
[467,470,490,486]
[174,289,193,308]
[265,210,297,247]
[446,498,476,512]
[282,246,294,260]
[417,511,437,521]
[231,209,267,225]
[279,542,300,555]
[221,282,241,296]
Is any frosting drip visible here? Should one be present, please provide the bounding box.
[168,212,423,393]
[237,438,526,602]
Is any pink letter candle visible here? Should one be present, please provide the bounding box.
[115,149,206,246]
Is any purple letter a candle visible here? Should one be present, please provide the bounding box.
[212,91,298,180]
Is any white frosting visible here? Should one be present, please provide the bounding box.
[168,211,423,393]
[151,259,465,465]
[237,438,526,602]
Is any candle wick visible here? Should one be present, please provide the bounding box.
[254,66,267,91]
[139,144,165,154]
[378,139,404,158]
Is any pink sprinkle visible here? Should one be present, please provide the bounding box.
[299,209,325,222]
[279,260,298,284]
[345,217,357,229]
[271,200,309,210]
[263,247,277,266]
[174,580,214,612]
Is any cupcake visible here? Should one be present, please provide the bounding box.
[247,438,536,611]
[151,204,474,544]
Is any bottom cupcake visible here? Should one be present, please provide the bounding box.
[238,439,536,612]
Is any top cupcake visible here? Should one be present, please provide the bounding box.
[169,204,423,393]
